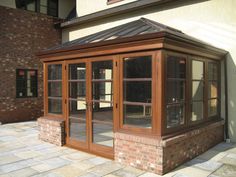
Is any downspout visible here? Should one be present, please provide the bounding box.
[224,54,229,140]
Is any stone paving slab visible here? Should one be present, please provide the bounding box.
[0,121,236,177]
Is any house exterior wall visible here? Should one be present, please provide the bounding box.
[63,0,236,142]
[0,6,61,124]
[76,0,137,17]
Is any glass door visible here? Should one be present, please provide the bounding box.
[65,58,116,158]
[67,62,89,149]
[90,60,114,154]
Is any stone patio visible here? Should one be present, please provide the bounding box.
[0,121,235,177]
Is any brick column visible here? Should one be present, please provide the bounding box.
[38,117,65,146]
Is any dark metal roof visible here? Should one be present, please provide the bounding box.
[47,18,184,51]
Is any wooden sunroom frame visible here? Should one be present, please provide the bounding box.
[38,29,227,159]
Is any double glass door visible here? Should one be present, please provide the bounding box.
[66,58,115,158]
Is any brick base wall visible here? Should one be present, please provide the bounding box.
[115,120,224,175]
[38,117,65,146]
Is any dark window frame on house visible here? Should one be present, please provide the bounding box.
[15,0,58,17]
[16,69,38,98]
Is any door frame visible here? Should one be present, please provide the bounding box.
[65,55,119,159]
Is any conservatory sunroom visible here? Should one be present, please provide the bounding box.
[37,18,227,175]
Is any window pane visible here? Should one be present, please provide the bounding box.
[69,63,86,80]
[92,122,113,147]
[192,60,204,80]
[69,100,86,119]
[93,82,112,102]
[192,81,204,101]
[69,82,86,99]
[167,80,185,103]
[123,104,152,128]
[92,103,113,122]
[123,81,151,103]
[166,104,184,128]
[167,56,186,79]
[191,101,203,121]
[48,64,62,80]
[208,81,218,98]
[26,1,36,11]
[123,56,151,78]
[92,61,113,79]
[69,118,86,141]
[48,82,62,97]
[48,98,62,114]
[208,99,218,117]
[208,63,218,80]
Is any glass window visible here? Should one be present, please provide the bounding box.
[16,69,38,98]
[123,56,152,128]
[166,56,186,128]
[208,62,219,117]
[15,0,58,17]
[191,60,204,122]
[47,64,62,114]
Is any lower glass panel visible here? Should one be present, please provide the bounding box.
[69,100,86,119]
[48,98,62,114]
[92,122,113,147]
[123,104,152,128]
[92,103,113,123]
[191,101,203,121]
[208,99,218,117]
[69,118,86,141]
[166,104,184,128]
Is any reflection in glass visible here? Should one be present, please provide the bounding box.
[167,81,185,103]
[166,104,184,128]
[208,81,218,99]
[93,122,113,147]
[123,56,151,78]
[123,104,152,128]
[48,64,62,80]
[69,100,86,119]
[69,63,86,80]
[208,63,218,80]
[192,60,204,80]
[167,57,186,79]
[69,82,86,100]
[69,118,86,141]
[48,98,62,114]
[123,81,151,103]
[192,81,204,101]
[208,99,218,117]
[93,82,112,102]
[92,61,112,79]
[191,102,203,121]
[48,82,62,97]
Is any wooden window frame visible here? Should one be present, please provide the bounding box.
[163,50,221,135]
[207,61,221,119]
[44,61,66,119]
[189,58,206,126]
[118,51,159,135]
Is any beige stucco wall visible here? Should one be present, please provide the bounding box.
[59,0,75,19]
[63,0,236,142]
[0,0,16,8]
[76,0,137,17]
